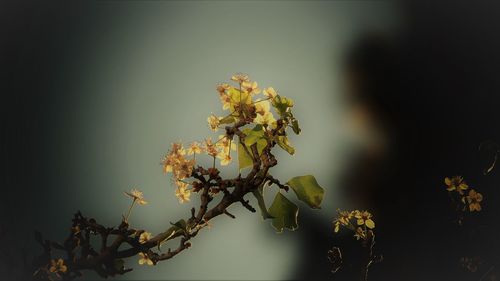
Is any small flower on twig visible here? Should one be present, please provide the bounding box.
[216,83,230,94]
[217,152,232,166]
[207,114,220,132]
[241,81,261,95]
[124,189,147,205]
[263,87,277,99]
[254,99,271,116]
[467,189,483,212]
[124,188,147,222]
[139,231,152,244]
[204,138,219,157]
[187,141,203,155]
[354,210,375,229]
[333,210,353,233]
[445,176,469,195]
[138,253,154,266]
[254,111,276,127]
[49,259,67,276]
[175,181,191,204]
[231,73,249,83]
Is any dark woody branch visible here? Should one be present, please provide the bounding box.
[32,115,287,281]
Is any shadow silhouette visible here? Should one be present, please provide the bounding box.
[292,2,500,280]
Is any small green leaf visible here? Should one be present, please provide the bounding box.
[238,138,267,170]
[268,192,299,233]
[272,95,294,116]
[244,125,265,147]
[276,136,295,155]
[170,219,187,231]
[252,183,274,220]
[219,115,236,124]
[287,175,325,209]
[291,119,301,135]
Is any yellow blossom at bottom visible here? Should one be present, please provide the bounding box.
[49,259,67,274]
[175,181,191,203]
[467,189,483,212]
[354,210,375,229]
[138,253,154,266]
[139,232,152,244]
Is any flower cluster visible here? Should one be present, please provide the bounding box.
[161,73,298,204]
[333,209,375,241]
[331,209,381,279]
[444,176,483,212]
[213,73,289,130]
[32,73,325,281]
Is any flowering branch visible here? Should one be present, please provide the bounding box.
[32,74,325,280]
[330,210,382,281]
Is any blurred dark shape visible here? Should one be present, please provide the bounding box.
[293,2,500,280]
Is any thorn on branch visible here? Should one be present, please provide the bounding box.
[240,200,256,213]
[224,210,236,219]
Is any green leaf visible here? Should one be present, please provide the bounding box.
[276,136,295,155]
[268,192,299,233]
[219,115,236,124]
[251,183,274,220]
[244,125,265,147]
[238,136,267,171]
[238,142,253,170]
[272,95,294,116]
[170,219,187,231]
[287,175,325,209]
[291,119,301,135]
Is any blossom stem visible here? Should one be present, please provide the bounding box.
[252,97,271,104]
[239,83,242,113]
[125,198,136,222]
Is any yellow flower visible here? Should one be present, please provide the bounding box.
[49,259,67,274]
[354,227,367,240]
[216,83,230,94]
[445,176,469,194]
[204,138,219,157]
[161,154,175,173]
[216,135,236,152]
[241,81,261,95]
[175,181,191,203]
[219,93,232,110]
[172,158,195,180]
[354,210,375,229]
[231,73,249,83]
[467,189,483,212]
[124,188,147,205]
[228,89,252,114]
[254,99,271,116]
[138,252,154,266]
[217,151,232,166]
[170,142,186,155]
[207,114,220,132]
[254,111,276,127]
[187,141,203,155]
[333,210,353,233]
[162,143,187,173]
[139,231,152,244]
[263,87,277,99]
